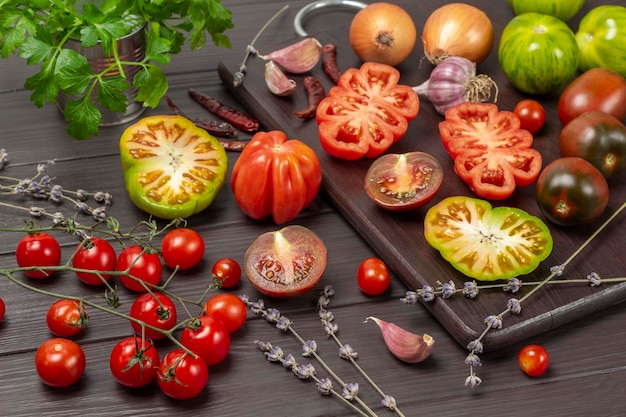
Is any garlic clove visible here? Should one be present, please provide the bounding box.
[265,60,297,96]
[258,38,322,74]
[365,316,435,363]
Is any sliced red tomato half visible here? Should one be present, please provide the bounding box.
[438,103,542,200]
[316,62,419,160]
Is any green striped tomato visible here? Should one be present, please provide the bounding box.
[576,5,626,78]
[506,0,585,22]
[499,13,579,95]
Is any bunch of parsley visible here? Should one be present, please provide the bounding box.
[0,0,233,140]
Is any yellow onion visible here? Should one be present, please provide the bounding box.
[349,2,417,66]
[422,3,494,65]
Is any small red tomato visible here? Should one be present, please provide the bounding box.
[109,336,160,388]
[35,338,86,387]
[129,292,177,341]
[116,246,162,292]
[518,344,550,377]
[46,299,88,337]
[158,349,209,400]
[513,99,546,133]
[0,297,5,322]
[203,293,247,333]
[357,258,390,296]
[15,232,61,278]
[72,237,117,285]
[211,258,242,289]
[161,228,205,270]
[180,315,231,366]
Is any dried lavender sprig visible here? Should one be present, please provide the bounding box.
[254,340,371,417]
[318,285,406,417]
[242,296,378,417]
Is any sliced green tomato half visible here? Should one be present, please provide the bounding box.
[120,115,228,220]
[424,196,553,281]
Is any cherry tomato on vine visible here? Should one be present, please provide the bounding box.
[15,233,61,279]
[161,228,205,270]
[116,245,162,292]
[203,293,247,333]
[211,258,242,289]
[513,99,546,133]
[158,349,209,400]
[129,292,177,341]
[0,297,5,322]
[35,338,86,387]
[109,336,160,388]
[72,237,117,285]
[46,299,88,337]
[181,315,230,366]
[518,344,550,377]
[357,258,391,296]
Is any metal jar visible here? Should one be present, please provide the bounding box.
[57,24,147,126]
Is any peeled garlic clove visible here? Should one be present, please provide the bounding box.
[265,60,297,96]
[365,316,435,363]
[258,38,322,74]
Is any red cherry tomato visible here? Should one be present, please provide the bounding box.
[129,292,177,341]
[518,344,550,377]
[357,258,391,296]
[513,99,546,133]
[109,336,160,388]
[46,299,88,337]
[211,258,242,289]
[158,349,209,400]
[116,245,162,292]
[0,297,5,322]
[35,338,86,387]
[72,237,117,285]
[161,228,205,270]
[180,315,231,366]
[15,233,61,279]
[203,293,247,333]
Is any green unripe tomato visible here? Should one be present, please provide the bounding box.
[506,0,585,22]
[576,5,626,78]
[499,13,579,95]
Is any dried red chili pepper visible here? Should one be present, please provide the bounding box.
[294,76,325,120]
[322,43,341,84]
[188,89,260,133]
[165,96,248,152]
[165,96,238,137]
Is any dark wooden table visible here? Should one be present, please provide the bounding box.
[1,1,625,416]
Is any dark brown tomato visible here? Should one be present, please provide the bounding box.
[365,152,443,211]
[536,157,609,227]
[559,111,626,179]
[557,68,626,126]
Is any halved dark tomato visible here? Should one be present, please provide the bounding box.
[243,225,327,298]
[365,151,443,211]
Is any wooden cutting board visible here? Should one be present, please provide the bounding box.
[217,0,626,350]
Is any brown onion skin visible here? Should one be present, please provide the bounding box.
[422,3,494,65]
[349,2,417,67]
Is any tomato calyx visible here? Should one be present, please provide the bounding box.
[122,337,156,374]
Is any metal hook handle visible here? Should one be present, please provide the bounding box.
[294,0,367,37]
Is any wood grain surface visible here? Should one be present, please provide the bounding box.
[1,1,625,416]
